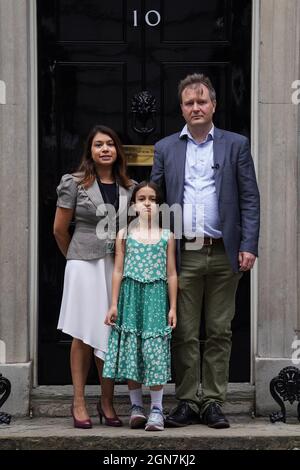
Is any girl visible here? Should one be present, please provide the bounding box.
[54,125,135,428]
[103,181,177,431]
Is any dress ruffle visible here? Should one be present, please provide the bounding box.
[103,327,171,386]
[123,274,167,283]
[113,323,172,339]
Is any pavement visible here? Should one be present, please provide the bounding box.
[1,415,300,450]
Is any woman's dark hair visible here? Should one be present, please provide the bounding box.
[76,124,132,189]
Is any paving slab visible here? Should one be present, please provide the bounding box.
[0,416,300,450]
[30,383,255,417]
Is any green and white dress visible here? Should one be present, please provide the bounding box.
[103,229,172,386]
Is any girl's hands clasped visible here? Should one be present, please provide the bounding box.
[105,306,118,326]
[168,308,177,329]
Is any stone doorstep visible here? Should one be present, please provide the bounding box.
[1,416,300,450]
[30,383,255,417]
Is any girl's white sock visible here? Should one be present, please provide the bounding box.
[150,388,163,411]
[129,388,143,407]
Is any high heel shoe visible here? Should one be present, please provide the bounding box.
[71,405,92,429]
[97,402,123,427]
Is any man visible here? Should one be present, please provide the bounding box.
[151,74,259,428]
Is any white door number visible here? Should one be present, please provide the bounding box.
[133,10,161,27]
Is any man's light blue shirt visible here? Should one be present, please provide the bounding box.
[180,124,222,238]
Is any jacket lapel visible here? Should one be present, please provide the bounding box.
[213,127,227,200]
[174,137,187,203]
[84,179,129,214]
[84,179,104,208]
[118,185,128,215]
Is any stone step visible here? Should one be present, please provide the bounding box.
[1,415,300,450]
[30,383,255,417]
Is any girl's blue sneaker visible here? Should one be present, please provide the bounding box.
[145,406,164,431]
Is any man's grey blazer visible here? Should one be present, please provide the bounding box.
[57,173,135,260]
[151,127,260,273]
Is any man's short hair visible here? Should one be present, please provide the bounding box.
[178,73,216,103]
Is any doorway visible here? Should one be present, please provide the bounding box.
[37,0,252,384]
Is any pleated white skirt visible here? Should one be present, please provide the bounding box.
[57,255,114,360]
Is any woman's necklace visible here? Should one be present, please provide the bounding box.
[98,178,115,184]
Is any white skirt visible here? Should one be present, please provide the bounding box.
[57,255,114,360]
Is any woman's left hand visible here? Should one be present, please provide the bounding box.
[168,308,177,329]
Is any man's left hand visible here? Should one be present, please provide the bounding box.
[238,252,256,271]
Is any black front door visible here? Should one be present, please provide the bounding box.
[37,0,252,384]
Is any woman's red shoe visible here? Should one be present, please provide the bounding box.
[71,405,92,429]
[97,403,123,427]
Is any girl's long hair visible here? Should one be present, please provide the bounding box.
[75,125,132,189]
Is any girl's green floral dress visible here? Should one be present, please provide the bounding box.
[103,229,172,386]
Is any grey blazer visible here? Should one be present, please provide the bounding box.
[56,174,135,260]
[151,127,260,273]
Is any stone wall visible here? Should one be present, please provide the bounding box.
[0,0,31,415]
[255,0,300,414]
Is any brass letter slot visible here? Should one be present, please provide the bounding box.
[124,145,154,166]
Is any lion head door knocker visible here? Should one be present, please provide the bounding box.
[0,374,12,424]
[269,366,300,423]
[131,91,157,135]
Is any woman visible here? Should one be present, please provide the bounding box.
[53,125,135,428]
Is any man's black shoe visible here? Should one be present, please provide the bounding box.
[201,402,230,429]
[165,401,200,427]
